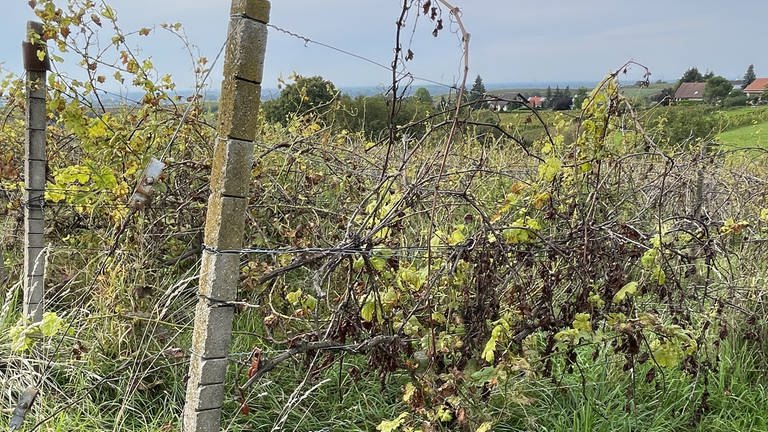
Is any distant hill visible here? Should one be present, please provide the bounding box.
[94,79,668,106]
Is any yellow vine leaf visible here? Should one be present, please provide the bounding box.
[538,157,562,182]
[285,290,302,305]
[482,337,496,363]
[101,6,116,20]
[402,383,416,403]
[477,422,494,432]
[613,281,638,303]
[377,412,409,432]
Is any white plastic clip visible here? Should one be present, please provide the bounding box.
[128,158,166,210]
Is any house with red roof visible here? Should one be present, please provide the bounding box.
[744,78,768,97]
[527,96,544,108]
[673,82,706,101]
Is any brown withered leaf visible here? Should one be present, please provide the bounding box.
[718,320,728,340]
[162,347,185,359]
[645,367,656,383]
[239,402,250,416]
[456,407,466,425]
[72,341,88,360]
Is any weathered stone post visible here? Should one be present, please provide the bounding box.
[22,21,50,322]
[182,1,269,430]
[693,140,709,221]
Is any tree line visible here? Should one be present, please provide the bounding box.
[466,75,587,111]
[261,75,435,138]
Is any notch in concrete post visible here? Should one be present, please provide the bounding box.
[22,21,51,73]
[182,2,270,431]
[23,20,48,323]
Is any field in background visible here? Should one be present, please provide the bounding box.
[718,121,768,149]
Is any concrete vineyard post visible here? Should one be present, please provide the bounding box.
[22,21,50,323]
[182,1,270,430]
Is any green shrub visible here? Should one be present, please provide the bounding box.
[646,105,720,146]
[723,95,748,107]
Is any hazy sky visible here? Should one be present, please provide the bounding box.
[1,1,766,92]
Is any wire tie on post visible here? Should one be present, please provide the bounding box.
[201,244,242,255]
[198,294,233,308]
[201,244,217,255]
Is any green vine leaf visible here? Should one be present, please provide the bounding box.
[613,281,638,303]
[360,301,376,322]
[39,312,64,337]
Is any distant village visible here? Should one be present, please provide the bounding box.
[476,65,768,112]
[674,78,767,102]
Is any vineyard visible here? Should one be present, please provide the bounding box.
[2,1,768,431]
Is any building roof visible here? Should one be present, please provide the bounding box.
[744,78,768,94]
[674,82,706,100]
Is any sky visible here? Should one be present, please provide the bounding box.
[1,0,767,94]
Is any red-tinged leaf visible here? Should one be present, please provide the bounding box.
[247,349,262,378]
[239,402,250,416]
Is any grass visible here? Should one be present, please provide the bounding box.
[8,286,768,432]
[0,275,406,431]
[489,337,768,432]
[717,121,768,149]
[620,82,670,100]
